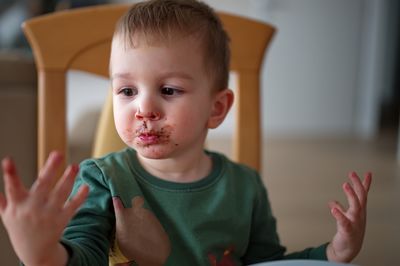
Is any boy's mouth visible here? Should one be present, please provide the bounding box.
[134,123,167,144]
[138,132,160,142]
[135,128,160,144]
[133,122,173,146]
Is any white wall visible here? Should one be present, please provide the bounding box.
[68,0,384,141]
[261,0,363,136]
[205,0,378,137]
[354,0,388,139]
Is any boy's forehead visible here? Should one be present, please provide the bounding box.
[109,33,210,80]
[112,29,204,50]
[110,32,207,67]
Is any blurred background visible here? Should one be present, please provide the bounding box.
[0,0,399,265]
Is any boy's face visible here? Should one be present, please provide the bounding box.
[110,35,228,160]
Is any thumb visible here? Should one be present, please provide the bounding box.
[112,197,125,211]
[112,197,127,228]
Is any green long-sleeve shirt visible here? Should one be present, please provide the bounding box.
[61,148,327,265]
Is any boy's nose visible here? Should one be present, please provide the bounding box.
[134,94,161,121]
[135,109,161,121]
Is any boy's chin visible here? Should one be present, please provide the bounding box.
[134,145,173,160]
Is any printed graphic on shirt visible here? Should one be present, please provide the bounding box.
[110,196,171,266]
[208,246,236,266]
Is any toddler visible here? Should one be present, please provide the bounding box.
[0,0,372,265]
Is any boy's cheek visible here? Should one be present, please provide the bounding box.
[114,117,133,140]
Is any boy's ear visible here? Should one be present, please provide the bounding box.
[207,89,234,129]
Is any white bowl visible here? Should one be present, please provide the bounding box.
[248,260,357,266]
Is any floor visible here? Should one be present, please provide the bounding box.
[1,135,399,265]
[210,134,400,266]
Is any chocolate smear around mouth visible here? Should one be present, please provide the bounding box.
[135,123,174,147]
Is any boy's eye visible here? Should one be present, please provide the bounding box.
[120,87,137,96]
[161,87,180,96]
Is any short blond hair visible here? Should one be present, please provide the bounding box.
[114,0,230,91]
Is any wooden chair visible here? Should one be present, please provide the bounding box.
[22,3,275,172]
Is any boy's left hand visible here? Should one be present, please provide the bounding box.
[327,172,372,262]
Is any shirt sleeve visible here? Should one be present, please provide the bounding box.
[242,174,328,264]
[60,160,115,266]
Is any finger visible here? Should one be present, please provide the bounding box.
[31,151,64,195]
[132,196,145,209]
[48,164,79,208]
[112,197,126,226]
[328,200,346,214]
[0,193,6,215]
[349,172,367,206]
[331,206,352,234]
[343,182,361,216]
[363,172,372,192]
[63,184,89,219]
[112,197,124,211]
[2,157,27,203]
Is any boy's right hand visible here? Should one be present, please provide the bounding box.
[0,151,89,266]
